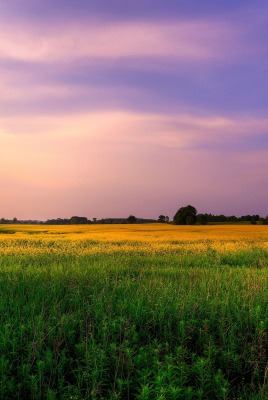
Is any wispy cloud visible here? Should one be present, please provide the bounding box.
[0,19,253,64]
[1,110,268,147]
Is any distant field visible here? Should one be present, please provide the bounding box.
[0,224,267,399]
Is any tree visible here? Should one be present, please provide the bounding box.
[173,205,197,225]
[196,214,208,225]
[158,215,166,223]
[70,216,88,224]
[93,218,97,223]
[127,215,137,224]
[186,215,195,225]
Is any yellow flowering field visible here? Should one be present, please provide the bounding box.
[1,223,268,256]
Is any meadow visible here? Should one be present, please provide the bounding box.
[0,224,267,399]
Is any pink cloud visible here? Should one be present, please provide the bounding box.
[0,18,252,64]
[1,110,268,145]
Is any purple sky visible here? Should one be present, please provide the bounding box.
[1,0,268,220]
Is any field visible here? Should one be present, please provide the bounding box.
[0,224,267,399]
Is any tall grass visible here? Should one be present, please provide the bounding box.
[0,224,267,399]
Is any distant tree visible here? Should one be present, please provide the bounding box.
[227,215,238,222]
[259,218,267,225]
[186,215,195,225]
[0,218,6,224]
[173,205,197,225]
[70,216,88,224]
[240,215,251,222]
[158,215,166,223]
[196,214,208,225]
[127,215,137,224]
[46,218,70,225]
[251,218,257,225]
[165,216,170,223]
[12,218,18,224]
[93,218,97,223]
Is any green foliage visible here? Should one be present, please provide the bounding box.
[70,216,88,224]
[196,214,208,225]
[127,215,137,223]
[0,247,267,398]
[158,215,169,223]
[173,205,197,225]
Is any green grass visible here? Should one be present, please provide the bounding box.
[0,242,267,398]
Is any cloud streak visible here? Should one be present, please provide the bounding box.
[0,19,253,64]
[2,110,268,141]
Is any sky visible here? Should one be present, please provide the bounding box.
[1,0,268,220]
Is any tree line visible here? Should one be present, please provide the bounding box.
[45,216,155,225]
[1,205,268,225]
[0,216,155,225]
[171,205,268,225]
